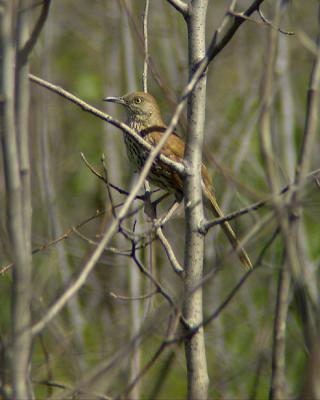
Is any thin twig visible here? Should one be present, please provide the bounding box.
[29,74,185,176]
[156,227,184,274]
[269,251,291,400]
[61,310,170,398]
[18,0,51,64]
[257,6,294,36]
[0,210,105,275]
[109,289,158,301]
[294,34,320,189]
[166,0,189,17]
[142,0,150,92]
[80,152,145,199]
[101,154,117,218]
[202,168,315,232]
[34,380,111,400]
[72,228,99,247]
[131,243,177,311]
[167,226,281,345]
[296,30,320,56]
[31,129,184,336]
[116,312,181,400]
[200,0,266,76]
[72,228,133,257]
[1,3,33,397]
[116,341,168,400]
[29,1,268,336]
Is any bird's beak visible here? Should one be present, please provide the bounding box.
[103,96,126,105]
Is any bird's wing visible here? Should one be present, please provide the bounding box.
[145,129,215,193]
[144,129,185,160]
[144,130,185,194]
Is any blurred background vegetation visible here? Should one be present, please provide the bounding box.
[1,0,320,398]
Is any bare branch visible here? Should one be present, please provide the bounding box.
[269,255,291,400]
[207,0,265,66]
[29,74,185,175]
[101,154,117,218]
[116,313,180,399]
[80,152,145,199]
[230,8,294,35]
[1,2,33,398]
[28,0,270,340]
[166,0,189,18]
[131,245,177,311]
[202,168,320,232]
[18,0,51,64]
[117,341,168,399]
[30,97,188,335]
[109,289,158,301]
[179,0,265,101]
[295,33,320,187]
[142,0,150,92]
[166,226,280,346]
[34,380,112,400]
[201,227,280,330]
[257,6,294,35]
[296,30,319,56]
[0,209,107,275]
[156,226,183,274]
[183,1,209,398]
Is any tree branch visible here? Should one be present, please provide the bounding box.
[183,1,209,398]
[166,0,189,18]
[269,254,291,400]
[18,0,51,65]
[142,0,150,92]
[1,2,33,398]
[29,73,185,176]
[202,168,320,232]
[28,0,268,339]
[30,84,190,335]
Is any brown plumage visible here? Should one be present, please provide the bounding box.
[104,91,252,269]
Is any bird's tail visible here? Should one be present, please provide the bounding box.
[203,186,252,270]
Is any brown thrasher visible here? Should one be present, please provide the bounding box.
[104,92,252,269]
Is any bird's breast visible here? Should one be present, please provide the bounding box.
[122,132,182,197]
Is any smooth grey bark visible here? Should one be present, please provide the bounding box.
[183,0,209,399]
[258,5,291,399]
[278,34,295,180]
[267,3,320,399]
[0,1,33,398]
[39,23,86,366]
[121,4,142,398]
[269,259,291,400]
[15,2,34,394]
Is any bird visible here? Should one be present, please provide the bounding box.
[103,91,252,269]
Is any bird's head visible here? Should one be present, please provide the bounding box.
[103,91,163,129]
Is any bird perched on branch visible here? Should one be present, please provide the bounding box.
[104,91,252,269]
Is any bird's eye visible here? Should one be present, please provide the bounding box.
[134,97,142,104]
